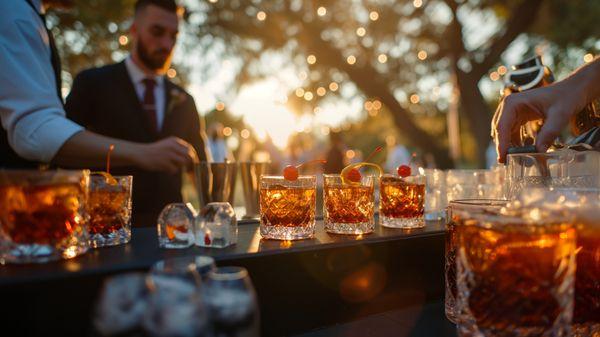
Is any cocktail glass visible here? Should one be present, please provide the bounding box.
[379,174,425,229]
[323,174,375,235]
[88,174,132,248]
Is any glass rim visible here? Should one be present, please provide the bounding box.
[208,266,248,281]
[449,198,509,206]
[0,169,89,185]
[260,174,316,179]
[322,173,377,178]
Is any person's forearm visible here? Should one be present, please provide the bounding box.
[52,130,142,168]
[563,57,600,106]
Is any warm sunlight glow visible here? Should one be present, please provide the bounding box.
[229,81,298,148]
[410,94,420,104]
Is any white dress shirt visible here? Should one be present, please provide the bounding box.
[124,57,166,130]
[0,0,83,162]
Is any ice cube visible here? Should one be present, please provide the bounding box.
[195,202,237,248]
[157,203,197,249]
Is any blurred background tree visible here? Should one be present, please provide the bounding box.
[48,0,600,168]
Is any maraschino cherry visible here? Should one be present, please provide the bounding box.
[283,159,327,181]
[397,165,411,178]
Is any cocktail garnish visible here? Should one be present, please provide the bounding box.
[397,165,411,178]
[340,146,384,184]
[283,159,327,181]
[91,144,117,185]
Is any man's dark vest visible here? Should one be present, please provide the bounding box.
[0,0,63,168]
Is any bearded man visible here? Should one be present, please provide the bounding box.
[65,0,209,226]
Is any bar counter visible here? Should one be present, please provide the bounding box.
[0,217,455,336]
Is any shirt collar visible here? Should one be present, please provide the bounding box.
[125,56,164,87]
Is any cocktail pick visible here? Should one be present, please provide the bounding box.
[91,144,117,185]
[283,159,327,181]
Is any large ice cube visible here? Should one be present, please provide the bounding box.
[195,202,237,248]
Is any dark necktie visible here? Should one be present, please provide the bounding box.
[142,78,158,133]
[24,0,63,104]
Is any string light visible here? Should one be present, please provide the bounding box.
[307,55,317,64]
[497,65,507,75]
[490,71,500,81]
[317,6,327,16]
[256,11,266,21]
[329,82,339,91]
[316,87,326,96]
[369,109,378,117]
[410,94,420,104]
[298,71,308,80]
[166,69,177,78]
[369,11,379,21]
[346,150,356,159]
[208,0,217,3]
[364,101,373,110]
[304,91,314,101]
[240,129,250,139]
[584,53,594,63]
[413,0,423,8]
[417,50,428,60]
[356,27,366,37]
[216,102,225,111]
[347,55,356,65]
[118,35,128,46]
[223,127,232,136]
[378,54,388,63]
[372,100,382,110]
[295,88,305,97]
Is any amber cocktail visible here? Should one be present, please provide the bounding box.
[456,211,576,337]
[444,199,508,324]
[380,174,425,228]
[88,175,132,248]
[259,175,316,240]
[323,174,375,235]
[573,206,600,337]
[0,170,90,263]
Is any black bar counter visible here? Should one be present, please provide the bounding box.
[0,218,455,336]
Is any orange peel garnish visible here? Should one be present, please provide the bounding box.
[90,171,117,185]
[341,162,383,185]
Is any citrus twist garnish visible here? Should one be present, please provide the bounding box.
[90,171,117,185]
[341,162,383,185]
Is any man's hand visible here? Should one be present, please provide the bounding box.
[492,81,585,164]
[133,137,199,174]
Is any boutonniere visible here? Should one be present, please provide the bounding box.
[167,88,188,114]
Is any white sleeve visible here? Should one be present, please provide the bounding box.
[0,7,83,163]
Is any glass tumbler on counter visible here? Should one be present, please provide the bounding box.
[0,170,90,263]
[88,174,132,248]
[259,175,316,240]
[203,267,260,337]
[422,168,447,220]
[379,174,425,229]
[455,208,577,337]
[323,174,375,235]
[444,199,509,324]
